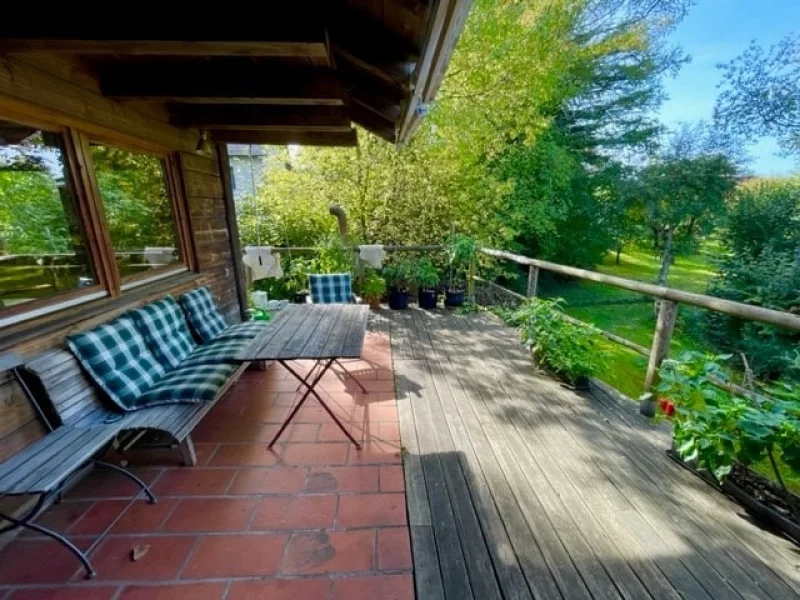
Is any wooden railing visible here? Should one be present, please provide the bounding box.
[476,247,800,412]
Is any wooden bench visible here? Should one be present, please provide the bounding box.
[0,349,245,578]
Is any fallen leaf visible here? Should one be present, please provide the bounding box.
[131,544,150,561]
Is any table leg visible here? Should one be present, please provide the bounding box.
[271,360,361,448]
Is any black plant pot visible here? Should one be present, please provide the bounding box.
[293,292,308,304]
[444,289,465,307]
[418,289,438,309]
[389,289,409,310]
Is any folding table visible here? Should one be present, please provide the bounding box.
[235,304,369,448]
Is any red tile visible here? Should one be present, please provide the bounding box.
[305,466,379,494]
[0,540,82,584]
[227,579,331,600]
[69,500,127,535]
[378,528,412,570]
[7,587,118,600]
[26,501,94,535]
[110,499,178,534]
[378,421,401,441]
[161,498,256,532]
[153,468,237,496]
[337,494,406,528]
[278,443,349,466]
[348,441,402,465]
[362,379,395,393]
[228,467,306,495]
[193,422,265,444]
[181,534,287,579]
[281,530,375,575]
[66,468,161,500]
[380,465,405,492]
[207,444,278,467]
[252,496,336,530]
[89,535,196,581]
[332,575,413,600]
[118,583,225,600]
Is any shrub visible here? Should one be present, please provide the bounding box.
[509,298,603,383]
[361,269,387,300]
[382,259,414,291]
[653,351,800,517]
[445,233,476,291]
[415,257,440,291]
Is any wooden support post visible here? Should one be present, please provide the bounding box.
[641,300,678,415]
[467,257,476,304]
[526,265,539,298]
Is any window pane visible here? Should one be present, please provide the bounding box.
[90,144,181,278]
[0,120,95,310]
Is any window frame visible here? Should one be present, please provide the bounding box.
[0,112,198,329]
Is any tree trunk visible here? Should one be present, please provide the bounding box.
[615,242,623,265]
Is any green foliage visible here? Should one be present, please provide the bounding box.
[360,269,387,300]
[445,233,476,289]
[382,258,415,292]
[655,352,800,494]
[314,234,352,274]
[414,257,440,291]
[706,179,800,379]
[508,298,603,382]
[715,33,800,156]
[285,257,317,294]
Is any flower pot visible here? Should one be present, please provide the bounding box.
[293,291,309,304]
[365,295,382,310]
[571,375,591,391]
[444,289,465,308]
[418,289,438,309]
[388,289,409,310]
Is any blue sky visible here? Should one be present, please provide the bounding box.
[658,0,799,175]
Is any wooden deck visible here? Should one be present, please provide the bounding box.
[380,308,800,600]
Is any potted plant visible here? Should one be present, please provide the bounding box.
[650,351,800,541]
[444,233,476,308]
[383,260,412,310]
[286,257,314,304]
[361,269,386,309]
[415,257,440,309]
[510,298,601,389]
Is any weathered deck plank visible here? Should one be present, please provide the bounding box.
[386,307,800,600]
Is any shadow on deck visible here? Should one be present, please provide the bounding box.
[382,307,800,600]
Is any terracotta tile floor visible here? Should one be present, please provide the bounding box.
[0,331,413,600]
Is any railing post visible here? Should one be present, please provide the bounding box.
[467,256,476,304]
[641,300,678,415]
[526,265,539,298]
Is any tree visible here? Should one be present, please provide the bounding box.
[715,33,800,157]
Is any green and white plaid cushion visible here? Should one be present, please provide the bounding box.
[135,363,236,407]
[216,321,268,341]
[308,273,353,304]
[179,286,229,343]
[67,316,167,411]
[180,337,250,367]
[128,296,197,370]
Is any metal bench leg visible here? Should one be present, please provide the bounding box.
[0,494,96,579]
[177,436,197,467]
[93,460,157,504]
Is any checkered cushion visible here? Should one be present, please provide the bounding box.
[135,363,236,407]
[128,296,197,370]
[308,273,353,304]
[179,287,229,343]
[180,337,250,367]
[216,321,269,341]
[67,317,167,411]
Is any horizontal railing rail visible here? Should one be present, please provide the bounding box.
[476,246,800,414]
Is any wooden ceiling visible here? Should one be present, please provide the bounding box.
[0,1,473,146]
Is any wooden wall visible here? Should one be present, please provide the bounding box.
[0,53,243,464]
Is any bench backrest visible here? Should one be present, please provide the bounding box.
[23,349,112,428]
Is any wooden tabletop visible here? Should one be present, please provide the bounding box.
[235,304,369,361]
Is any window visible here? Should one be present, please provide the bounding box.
[0,120,96,311]
[89,143,183,281]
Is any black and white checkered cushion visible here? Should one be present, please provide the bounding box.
[216,321,269,341]
[308,273,353,304]
[179,286,229,343]
[67,316,166,411]
[135,363,236,407]
[180,337,250,367]
[128,296,197,370]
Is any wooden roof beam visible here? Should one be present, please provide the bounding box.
[210,128,358,147]
[170,105,352,131]
[100,63,344,106]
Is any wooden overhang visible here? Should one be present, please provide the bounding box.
[0,1,473,147]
